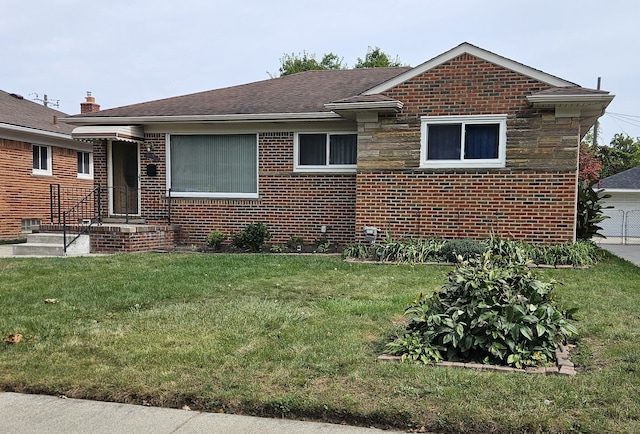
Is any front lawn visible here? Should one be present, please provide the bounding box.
[0,252,638,433]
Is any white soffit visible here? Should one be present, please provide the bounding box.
[71,125,144,143]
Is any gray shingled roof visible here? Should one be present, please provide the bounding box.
[0,90,73,135]
[75,67,412,118]
[600,166,640,189]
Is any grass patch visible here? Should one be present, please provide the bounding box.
[1,252,639,433]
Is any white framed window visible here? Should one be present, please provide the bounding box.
[32,144,52,175]
[77,151,93,179]
[167,134,258,198]
[294,132,357,172]
[420,114,507,168]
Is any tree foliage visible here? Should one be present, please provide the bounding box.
[583,128,640,179]
[597,133,640,178]
[578,141,602,183]
[354,46,403,68]
[275,47,403,76]
[277,51,345,76]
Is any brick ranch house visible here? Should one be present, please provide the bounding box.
[0,90,94,240]
[62,43,613,252]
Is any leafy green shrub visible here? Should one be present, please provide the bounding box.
[382,238,446,263]
[440,238,487,262]
[286,236,304,252]
[269,245,283,253]
[315,236,331,253]
[206,229,227,250]
[342,243,371,260]
[386,250,578,368]
[576,179,611,240]
[528,241,601,266]
[232,223,272,253]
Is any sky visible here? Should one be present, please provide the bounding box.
[3,0,639,144]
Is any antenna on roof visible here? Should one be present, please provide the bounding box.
[30,92,60,109]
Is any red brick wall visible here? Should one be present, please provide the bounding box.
[137,132,357,248]
[0,138,94,240]
[90,225,180,253]
[355,170,576,243]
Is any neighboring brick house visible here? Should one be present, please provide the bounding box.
[0,90,94,240]
[64,43,613,250]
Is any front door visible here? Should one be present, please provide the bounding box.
[111,141,139,215]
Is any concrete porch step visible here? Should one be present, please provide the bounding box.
[12,233,90,256]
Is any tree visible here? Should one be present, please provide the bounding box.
[354,46,403,68]
[277,51,345,76]
[596,133,640,178]
[273,47,403,77]
[578,140,602,183]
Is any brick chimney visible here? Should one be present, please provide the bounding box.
[80,91,101,113]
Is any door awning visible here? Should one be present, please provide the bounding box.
[71,125,144,143]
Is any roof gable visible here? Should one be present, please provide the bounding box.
[364,42,577,95]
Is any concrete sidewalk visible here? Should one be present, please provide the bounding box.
[599,244,640,267]
[0,392,404,434]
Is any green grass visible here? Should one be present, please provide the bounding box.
[1,252,639,433]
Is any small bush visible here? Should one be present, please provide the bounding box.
[440,238,487,262]
[386,250,578,368]
[206,230,227,250]
[232,223,271,253]
[286,236,304,252]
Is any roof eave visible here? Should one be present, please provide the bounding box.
[526,94,615,108]
[62,112,342,126]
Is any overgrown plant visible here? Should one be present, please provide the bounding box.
[232,223,272,253]
[344,235,602,267]
[576,179,611,240]
[386,250,578,368]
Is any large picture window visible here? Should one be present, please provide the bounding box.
[32,144,52,175]
[420,115,507,168]
[295,133,357,172]
[168,134,258,198]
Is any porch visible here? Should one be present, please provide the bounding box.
[34,184,181,255]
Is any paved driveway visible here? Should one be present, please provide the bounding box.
[599,244,640,267]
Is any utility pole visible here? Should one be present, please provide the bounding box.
[593,77,601,148]
[31,93,60,109]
